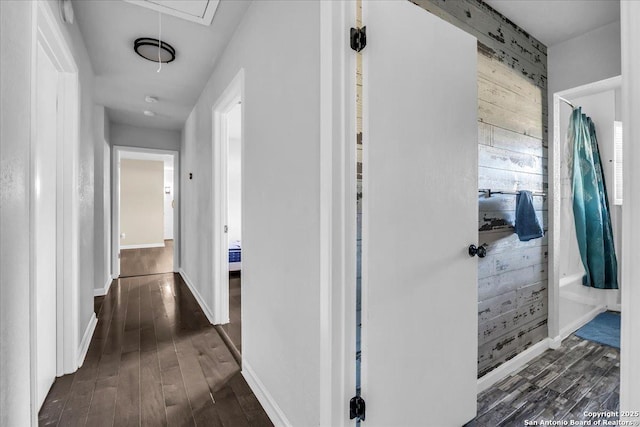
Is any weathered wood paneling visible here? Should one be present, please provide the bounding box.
[411,0,547,89]
[414,0,548,377]
[478,300,547,346]
[478,245,548,279]
[479,265,547,302]
[479,122,548,158]
[478,317,548,376]
[479,167,547,193]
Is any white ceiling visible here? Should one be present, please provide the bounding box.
[72,0,250,130]
[484,0,620,47]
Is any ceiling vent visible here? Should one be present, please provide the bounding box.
[123,0,220,26]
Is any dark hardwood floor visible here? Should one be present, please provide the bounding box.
[468,335,620,426]
[38,273,272,427]
[120,240,174,277]
[220,273,241,353]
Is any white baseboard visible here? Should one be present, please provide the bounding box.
[120,242,164,249]
[559,305,607,341]
[608,303,622,312]
[477,338,552,394]
[243,361,291,427]
[77,313,97,368]
[178,269,215,325]
[94,276,113,297]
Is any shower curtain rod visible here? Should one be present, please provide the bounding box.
[559,96,576,109]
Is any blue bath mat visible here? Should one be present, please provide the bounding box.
[575,311,620,349]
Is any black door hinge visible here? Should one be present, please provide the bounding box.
[350,395,366,421]
[350,26,367,52]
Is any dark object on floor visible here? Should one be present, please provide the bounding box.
[514,190,544,241]
[575,311,621,349]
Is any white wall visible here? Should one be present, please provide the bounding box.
[180,2,322,425]
[110,122,181,151]
[548,21,621,97]
[0,2,34,423]
[227,103,242,245]
[120,159,165,247]
[548,20,621,195]
[1,0,98,423]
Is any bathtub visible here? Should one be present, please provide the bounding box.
[558,271,620,339]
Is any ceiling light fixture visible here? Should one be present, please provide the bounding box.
[143,110,156,117]
[59,0,74,24]
[134,38,176,63]
[145,96,158,103]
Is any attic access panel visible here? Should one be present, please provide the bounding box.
[123,0,220,26]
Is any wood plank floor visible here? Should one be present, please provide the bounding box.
[219,273,241,353]
[120,240,174,277]
[468,335,620,426]
[38,273,272,427]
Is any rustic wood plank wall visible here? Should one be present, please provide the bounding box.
[412,0,549,377]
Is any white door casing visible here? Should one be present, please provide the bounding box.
[35,41,59,410]
[361,1,479,425]
[212,69,244,326]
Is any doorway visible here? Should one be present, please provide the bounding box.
[31,0,81,415]
[212,70,243,360]
[112,147,179,278]
[221,102,242,354]
[551,76,622,345]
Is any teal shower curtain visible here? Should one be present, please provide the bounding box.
[569,108,618,289]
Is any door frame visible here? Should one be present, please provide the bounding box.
[29,0,80,420]
[318,1,358,425]
[211,69,243,326]
[549,76,622,345]
[111,145,180,278]
[620,2,640,413]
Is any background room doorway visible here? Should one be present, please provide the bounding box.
[220,101,242,355]
[112,147,179,278]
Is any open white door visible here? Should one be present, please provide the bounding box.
[361,1,478,425]
[35,42,59,409]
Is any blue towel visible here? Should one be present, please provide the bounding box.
[514,190,543,241]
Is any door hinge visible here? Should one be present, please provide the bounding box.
[224,225,228,233]
[349,396,366,421]
[350,26,367,52]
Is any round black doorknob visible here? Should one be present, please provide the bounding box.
[477,245,487,258]
[469,244,478,257]
[469,244,488,258]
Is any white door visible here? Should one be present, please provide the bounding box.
[361,1,478,425]
[35,43,59,409]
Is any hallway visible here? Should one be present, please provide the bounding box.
[38,273,272,427]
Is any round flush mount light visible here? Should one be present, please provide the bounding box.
[143,110,156,117]
[134,38,176,63]
[59,0,74,24]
